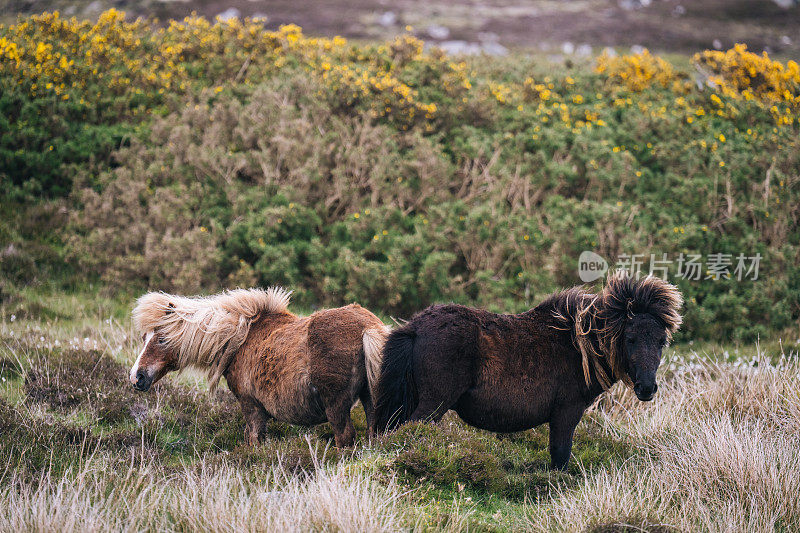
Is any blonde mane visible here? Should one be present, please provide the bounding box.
[132,287,292,391]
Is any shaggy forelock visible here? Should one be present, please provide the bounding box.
[599,271,684,337]
[132,287,292,391]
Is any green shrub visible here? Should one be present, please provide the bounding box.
[3,11,799,340]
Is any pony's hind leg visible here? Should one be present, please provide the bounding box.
[323,394,357,447]
[239,396,271,445]
[359,388,376,439]
[406,343,471,425]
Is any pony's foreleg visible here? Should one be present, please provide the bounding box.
[239,397,270,445]
[548,406,585,470]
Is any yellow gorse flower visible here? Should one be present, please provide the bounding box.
[595,48,685,92]
[694,44,800,106]
[3,9,797,135]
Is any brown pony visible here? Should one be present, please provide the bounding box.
[130,287,389,446]
[374,271,682,469]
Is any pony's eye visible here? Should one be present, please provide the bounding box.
[157,336,167,346]
[626,337,635,345]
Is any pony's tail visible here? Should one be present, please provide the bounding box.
[362,325,391,401]
[375,327,418,432]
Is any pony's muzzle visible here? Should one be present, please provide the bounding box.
[634,382,658,401]
[132,369,153,392]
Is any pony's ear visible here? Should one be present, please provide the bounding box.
[133,292,175,333]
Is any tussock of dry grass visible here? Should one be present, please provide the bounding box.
[0,451,404,533]
[529,354,800,532]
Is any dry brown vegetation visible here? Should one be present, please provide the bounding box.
[0,455,406,532]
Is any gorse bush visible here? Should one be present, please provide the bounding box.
[69,79,461,307]
[0,11,368,197]
[2,11,800,339]
[694,44,800,105]
[595,48,687,92]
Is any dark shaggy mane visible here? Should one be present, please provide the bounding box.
[541,271,683,389]
[537,287,595,322]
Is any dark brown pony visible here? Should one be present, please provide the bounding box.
[374,271,682,469]
[130,287,389,447]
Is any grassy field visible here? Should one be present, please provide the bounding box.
[1,289,799,531]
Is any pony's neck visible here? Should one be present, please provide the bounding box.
[584,340,618,396]
[573,302,624,393]
[201,311,294,391]
[222,311,296,359]
[258,311,296,331]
